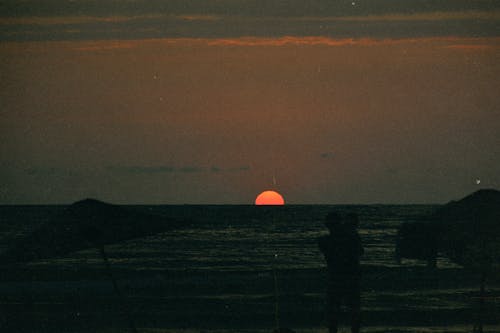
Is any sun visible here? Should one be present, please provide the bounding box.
[255,190,285,205]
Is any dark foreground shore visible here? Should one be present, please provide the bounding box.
[1,264,499,333]
[1,204,499,332]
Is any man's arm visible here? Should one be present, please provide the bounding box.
[318,236,329,255]
[357,234,364,256]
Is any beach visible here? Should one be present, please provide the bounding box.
[1,205,499,332]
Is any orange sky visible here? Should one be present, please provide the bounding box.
[1,36,499,203]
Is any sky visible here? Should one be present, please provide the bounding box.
[1,1,499,204]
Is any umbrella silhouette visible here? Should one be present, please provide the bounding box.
[431,189,500,271]
[395,189,500,332]
[431,189,500,333]
[396,189,500,270]
[1,198,191,333]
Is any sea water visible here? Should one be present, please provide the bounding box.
[0,205,498,332]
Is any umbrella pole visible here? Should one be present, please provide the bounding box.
[478,271,486,333]
[99,245,138,333]
[273,253,280,331]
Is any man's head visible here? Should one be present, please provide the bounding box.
[345,213,359,229]
[324,211,342,232]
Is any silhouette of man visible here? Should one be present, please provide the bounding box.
[318,212,364,333]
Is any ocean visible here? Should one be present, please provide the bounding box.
[0,205,499,333]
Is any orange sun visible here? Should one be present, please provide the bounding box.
[255,190,285,205]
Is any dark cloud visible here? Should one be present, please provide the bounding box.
[3,17,497,42]
[24,167,59,176]
[108,165,250,174]
[211,166,222,173]
[320,152,334,159]
[1,1,497,18]
[1,0,498,41]
[179,166,204,173]
[24,167,80,177]
[211,166,250,173]
[107,166,175,174]
[227,166,250,172]
[385,168,399,175]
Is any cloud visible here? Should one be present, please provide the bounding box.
[3,36,498,56]
[24,167,60,176]
[3,11,497,26]
[2,1,498,19]
[108,165,250,174]
[228,166,250,172]
[73,41,141,51]
[386,168,400,175]
[333,10,500,22]
[210,166,221,173]
[205,36,358,46]
[204,36,500,47]
[211,166,250,173]
[177,15,221,22]
[1,2,499,42]
[22,167,83,178]
[69,37,383,50]
[204,36,426,47]
[108,166,175,174]
[444,44,495,51]
[0,15,165,26]
[0,14,222,26]
[320,152,334,159]
[179,166,204,173]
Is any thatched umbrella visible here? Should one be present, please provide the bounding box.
[396,189,500,270]
[395,218,441,268]
[1,198,192,333]
[395,190,500,332]
[1,198,188,263]
[430,189,500,333]
[432,189,500,271]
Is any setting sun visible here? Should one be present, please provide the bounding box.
[255,190,285,205]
